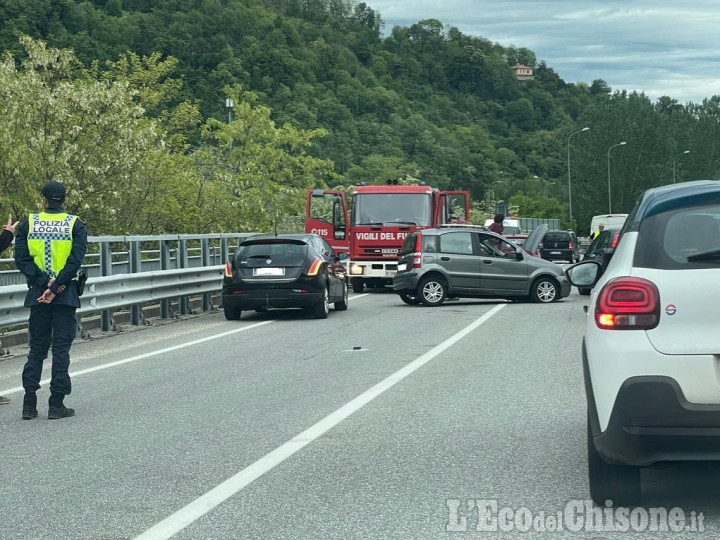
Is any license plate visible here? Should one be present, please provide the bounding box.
[253,267,285,276]
[397,263,407,272]
[551,251,561,255]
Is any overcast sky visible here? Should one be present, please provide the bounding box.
[362,0,720,104]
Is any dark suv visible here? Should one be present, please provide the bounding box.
[392,226,571,306]
[540,230,579,263]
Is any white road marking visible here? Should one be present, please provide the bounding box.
[1,292,372,396]
[0,320,275,396]
[133,303,506,540]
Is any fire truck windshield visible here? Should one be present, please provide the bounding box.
[352,193,432,226]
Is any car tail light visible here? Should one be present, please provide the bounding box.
[224,261,233,277]
[307,259,322,276]
[413,233,423,269]
[568,240,574,250]
[595,277,660,330]
[611,232,620,248]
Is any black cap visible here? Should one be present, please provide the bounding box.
[41,181,66,201]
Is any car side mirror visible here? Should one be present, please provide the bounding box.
[515,250,524,261]
[566,261,601,287]
[579,248,587,255]
[338,252,348,260]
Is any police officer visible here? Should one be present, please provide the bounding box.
[14,181,87,420]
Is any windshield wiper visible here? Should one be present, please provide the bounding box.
[248,254,272,259]
[686,248,720,262]
[391,221,418,225]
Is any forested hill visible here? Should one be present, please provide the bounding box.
[1,0,718,234]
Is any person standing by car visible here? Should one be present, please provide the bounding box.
[14,181,87,420]
[0,217,20,405]
[590,222,605,240]
[488,214,505,235]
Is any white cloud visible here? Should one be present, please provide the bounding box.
[363,0,720,103]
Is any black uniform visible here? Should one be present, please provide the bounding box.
[14,205,87,397]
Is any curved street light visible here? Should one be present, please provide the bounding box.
[607,141,627,213]
[673,150,690,183]
[567,127,590,228]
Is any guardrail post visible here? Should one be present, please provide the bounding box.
[100,240,116,331]
[178,238,190,315]
[201,238,212,312]
[130,240,144,326]
[160,239,172,319]
[220,237,229,263]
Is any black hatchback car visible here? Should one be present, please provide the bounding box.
[222,233,349,320]
[540,230,580,263]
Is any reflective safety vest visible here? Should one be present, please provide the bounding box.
[27,212,78,279]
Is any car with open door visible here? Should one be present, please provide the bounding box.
[392,224,570,306]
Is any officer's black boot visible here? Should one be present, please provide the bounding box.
[21,391,38,420]
[48,392,74,420]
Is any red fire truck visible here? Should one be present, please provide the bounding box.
[305,181,470,293]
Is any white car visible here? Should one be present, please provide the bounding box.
[566,180,720,506]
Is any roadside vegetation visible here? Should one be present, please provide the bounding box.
[0,1,718,235]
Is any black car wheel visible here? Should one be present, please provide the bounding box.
[334,281,349,311]
[313,286,330,319]
[419,276,447,307]
[399,292,420,305]
[223,304,241,320]
[587,416,640,506]
[351,278,364,293]
[530,277,559,303]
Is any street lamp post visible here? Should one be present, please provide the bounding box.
[672,150,690,183]
[225,97,234,124]
[607,141,627,213]
[567,127,590,228]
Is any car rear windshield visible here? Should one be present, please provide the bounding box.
[634,204,720,269]
[543,232,570,243]
[401,232,437,254]
[238,241,308,262]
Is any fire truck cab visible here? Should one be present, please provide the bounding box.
[305,182,470,293]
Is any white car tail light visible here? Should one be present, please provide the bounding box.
[595,277,660,330]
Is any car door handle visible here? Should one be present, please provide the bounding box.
[441,257,450,261]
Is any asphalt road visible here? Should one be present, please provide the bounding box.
[0,286,718,539]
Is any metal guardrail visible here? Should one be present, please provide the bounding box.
[0,233,255,334]
[0,266,224,329]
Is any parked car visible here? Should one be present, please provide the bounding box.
[222,233,349,320]
[540,230,579,263]
[392,225,571,306]
[565,180,720,506]
[575,228,621,295]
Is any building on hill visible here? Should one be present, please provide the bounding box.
[511,64,534,80]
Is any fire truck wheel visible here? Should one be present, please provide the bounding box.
[399,292,420,305]
[335,281,349,311]
[419,276,447,307]
[351,279,364,293]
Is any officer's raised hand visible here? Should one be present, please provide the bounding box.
[3,216,18,234]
